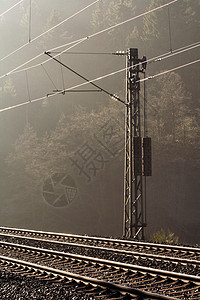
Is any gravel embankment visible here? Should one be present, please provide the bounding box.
[0,269,95,300]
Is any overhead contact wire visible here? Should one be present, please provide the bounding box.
[0,0,100,64]
[1,0,178,78]
[3,40,199,80]
[47,42,200,97]
[53,57,200,95]
[30,0,99,44]
[0,0,24,18]
[1,39,87,79]
[153,42,200,62]
[49,0,178,53]
[0,41,199,111]
[0,57,199,114]
[139,58,200,82]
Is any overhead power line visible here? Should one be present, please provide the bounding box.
[49,41,200,64]
[3,40,197,112]
[0,0,100,64]
[0,97,46,113]
[140,58,200,82]
[0,0,24,18]
[2,40,199,81]
[30,0,99,43]
[0,0,197,114]
[3,39,198,112]
[1,38,87,79]
[48,0,179,53]
[0,0,179,79]
[0,57,199,114]
[0,41,199,113]
[45,41,200,102]
[46,58,200,98]
[153,41,200,63]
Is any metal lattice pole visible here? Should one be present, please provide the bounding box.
[123,48,146,240]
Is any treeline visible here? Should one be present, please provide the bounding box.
[0,0,199,243]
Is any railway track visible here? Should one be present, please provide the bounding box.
[0,226,199,261]
[0,239,200,299]
[0,255,178,300]
[0,233,199,276]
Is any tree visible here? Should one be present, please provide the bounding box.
[6,100,124,192]
[91,0,141,49]
[142,0,200,102]
[19,0,39,32]
[4,99,125,234]
[142,0,200,49]
[142,0,161,42]
[147,72,199,161]
[0,78,17,109]
[37,9,72,51]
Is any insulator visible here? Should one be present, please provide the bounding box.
[141,56,147,70]
[115,51,126,56]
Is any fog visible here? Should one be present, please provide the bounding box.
[0,0,199,245]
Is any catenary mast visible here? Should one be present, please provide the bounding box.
[123,48,151,240]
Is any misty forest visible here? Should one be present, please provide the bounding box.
[0,0,199,245]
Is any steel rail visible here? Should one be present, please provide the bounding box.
[0,233,199,268]
[0,240,200,284]
[0,226,199,254]
[0,255,178,300]
[1,241,200,299]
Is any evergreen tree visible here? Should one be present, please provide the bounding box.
[91,0,142,49]
[6,101,124,190]
[147,71,199,164]
[0,78,17,109]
